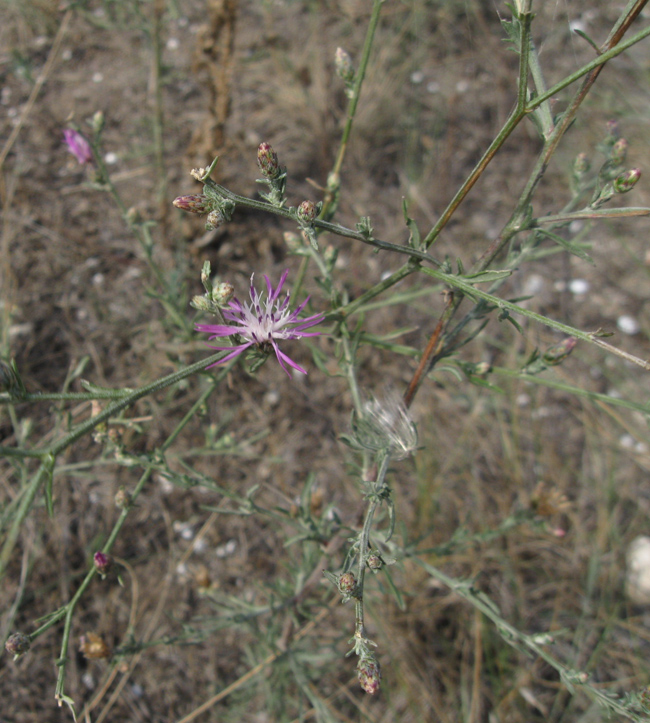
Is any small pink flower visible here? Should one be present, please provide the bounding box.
[63,129,92,165]
[196,270,324,376]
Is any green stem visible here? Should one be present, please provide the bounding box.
[0,351,228,579]
[53,376,221,706]
[354,453,391,641]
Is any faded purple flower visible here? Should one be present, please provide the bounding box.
[196,270,324,376]
[63,129,92,165]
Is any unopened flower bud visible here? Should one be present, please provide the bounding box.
[79,632,111,660]
[357,657,381,695]
[114,486,131,509]
[613,168,641,194]
[5,632,31,658]
[173,194,211,214]
[191,295,212,312]
[92,110,105,136]
[297,200,316,224]
[338,572,357,596]
[573,153,589,176]
[542,337,577,365]
[610,138,628,165]
[366,554,382,570]
[257,142,280,179]
[211,281,235,306]
[200,260,212,288]
[93,551,113,577]
[335,47,355,83]
[205,209,225,230]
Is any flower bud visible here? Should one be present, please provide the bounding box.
[338,572,357,596]
[92,110,105,136]
[200,260,212,289]
[79,632,111,660]
[357,657,381,695]
[5,632,30,658]
[297,200,317,224]
[93,551,113,577]
[63,128,93,165]
[114,486,131,509]
[613,168,641,194]
[205,209,225,230]
[542,337,577,365]
[335,47,355,83]
[191,295,212,312]
[173,194,210,214]
[610,138,628,166]
[366,554,382,570]
[211,281,235,306]
[257,142,280,179]
[572,152,589,177]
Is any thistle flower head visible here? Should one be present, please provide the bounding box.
[196,270,324,376]
[63,129,92,165]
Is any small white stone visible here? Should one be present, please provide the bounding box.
[104,152,118,165]
[216,539,237,558]
[410,70,425,84]
[426,81,440,94]
[619,433,635,449]
[92,72,104,83]
[617,314,640,335]
[166,37,179,50]
[627,536,650,604]
[568,278,589,295]
[455,79,470,93]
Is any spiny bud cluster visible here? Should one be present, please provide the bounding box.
[191,260,235,315]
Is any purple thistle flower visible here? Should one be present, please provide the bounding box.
[63,129,92,165]
[196,270,324,376]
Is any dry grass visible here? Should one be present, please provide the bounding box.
[2,0,650,721]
